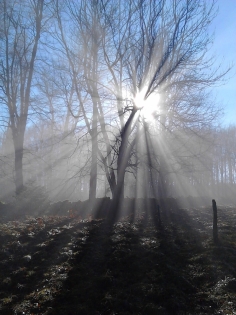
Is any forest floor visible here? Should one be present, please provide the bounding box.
[0,204,236,315]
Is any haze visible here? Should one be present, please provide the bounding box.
[0,0,235,217]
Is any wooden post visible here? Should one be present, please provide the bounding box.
[212,199,218,244]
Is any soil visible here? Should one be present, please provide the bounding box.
[0,204,236,314]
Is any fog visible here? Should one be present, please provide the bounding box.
[0,0,235,217]
[0,122,235,209]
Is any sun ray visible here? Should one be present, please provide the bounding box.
[134,87,161,123]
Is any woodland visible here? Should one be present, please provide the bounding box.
[0,0,236,314]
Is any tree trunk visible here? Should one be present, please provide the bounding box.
[12,124,25,195]
[108,145,125,222]
[89,102,98,204]
[14,145,24,195]
[116,143,126,201]
[3,0,44,195]
[108,133,128,222]
[109,117,137,221]
[212,199,218,244]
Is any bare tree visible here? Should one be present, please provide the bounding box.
[95,0,230,207]
[51,0,230,208]
[0,0,44,194]
[17,0,230,205]
[50,0,101,203]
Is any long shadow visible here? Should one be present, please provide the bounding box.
[0,216,90,314]
[48,202,236,315]
[2,202,235,314]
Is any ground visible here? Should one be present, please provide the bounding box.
[0,204,236,315]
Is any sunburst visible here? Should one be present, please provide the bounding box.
[134,88,161,123]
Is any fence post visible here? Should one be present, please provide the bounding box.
[212,199,218,244]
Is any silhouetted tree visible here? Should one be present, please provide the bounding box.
[0,0,44,194]
[98,0,229,205]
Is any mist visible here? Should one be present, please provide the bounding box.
[0,0,235,214]
[0,121,235,208]
[1,2,236,314]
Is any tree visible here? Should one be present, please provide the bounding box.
[52,0,102,204]
[50,0,230,209]
[97,0,230,206]
[0,0,44,194]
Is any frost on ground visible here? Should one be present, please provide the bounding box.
[0,205,236,315]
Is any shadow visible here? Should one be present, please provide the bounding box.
[1,202,236,314]
[49,203,229,315]
[0,216,90,314]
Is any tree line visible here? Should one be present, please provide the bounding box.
[0,0,234,206]
[1,122,235,203]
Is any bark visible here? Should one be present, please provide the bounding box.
[3,0,44,194]
[89,102,98,203]
[14,143,24,195]
[212,199,218,244]
[109,108,138,218]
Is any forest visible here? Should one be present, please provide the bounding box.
[0,0,235,206]
[0,0,236,314]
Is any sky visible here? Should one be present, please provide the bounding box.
[211,0,236,126]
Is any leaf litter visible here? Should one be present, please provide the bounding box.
[0,206,236,314]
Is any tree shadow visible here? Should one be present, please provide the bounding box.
[2,202,236,314]
[49,203,236,315]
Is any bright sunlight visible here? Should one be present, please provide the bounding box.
[134,88,161,122]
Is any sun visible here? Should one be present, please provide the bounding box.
[134,88,161,122]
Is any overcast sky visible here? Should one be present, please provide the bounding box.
[211,0,236,126]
